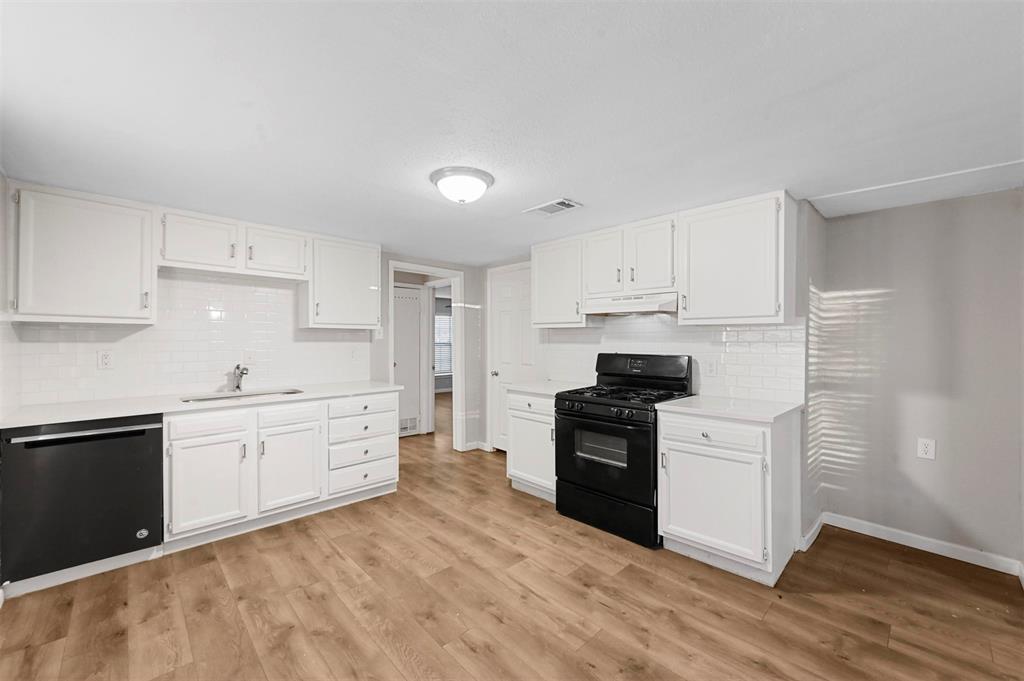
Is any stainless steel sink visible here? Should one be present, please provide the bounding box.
[180,388,304,403]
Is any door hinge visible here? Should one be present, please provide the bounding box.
[671,274,676,285]
[167,521,173,533]
[763,547,769,561]
[161,215,167,228]
[679,294,687,311]
[762,459,769,475]
[776,302,781,313]
[775,198,781,213]
[11,190,20,204]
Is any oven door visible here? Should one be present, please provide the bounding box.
[555,411,655,507]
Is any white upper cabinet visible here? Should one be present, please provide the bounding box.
[531,238,584,328]
[677,191,795,325]
[624,216,675,293]
[583,230,624,297]
[301,237,381,329]
[244,223,308,278]
[160,209,241,272]
[11,185,155,324]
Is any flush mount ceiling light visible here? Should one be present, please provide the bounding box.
[429,166,494,204]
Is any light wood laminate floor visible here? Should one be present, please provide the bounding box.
[1,419,1021,681]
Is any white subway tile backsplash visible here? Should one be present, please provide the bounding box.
[540,315,806,403]
[5,270,372,406]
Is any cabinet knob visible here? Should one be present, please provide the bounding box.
[700,431,710,439]
[490,370,499,377]
[363,425,369,431]
[363,473,369,480]
[527,402,532,408]
[363,404,368,410]
[363,449,369,456]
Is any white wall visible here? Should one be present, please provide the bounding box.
[815,189,1023,560]
[0,174,21,418]
[540,318,805,404]
[372,253,486,446]
[9,269,371,405]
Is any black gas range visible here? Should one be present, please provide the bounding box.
[554,353,692,547]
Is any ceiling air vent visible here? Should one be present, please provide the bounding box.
[522,198,582,216]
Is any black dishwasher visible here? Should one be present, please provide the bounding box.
[1,414,163,584]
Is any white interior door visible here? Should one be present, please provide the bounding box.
[488,264,543,451]
[394,285,424,434]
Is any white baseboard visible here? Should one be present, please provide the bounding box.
[798,512,824,552]
[820,512,1023,577]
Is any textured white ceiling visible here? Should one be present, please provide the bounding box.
[2,2,1021,265]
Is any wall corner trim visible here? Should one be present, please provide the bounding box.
[798,512,824,552]
[820,512,1023,577]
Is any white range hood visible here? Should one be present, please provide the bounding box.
[581,292,678,315]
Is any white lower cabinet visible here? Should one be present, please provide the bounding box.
[506,389,556,502]
[164,390,399,543]
[656,404,800,586]
[167,423,250,537]
[257,420,321,513]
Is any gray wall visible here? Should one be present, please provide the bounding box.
[371,254,486,447]
[812,189,1023,560]
[800,200,828,533]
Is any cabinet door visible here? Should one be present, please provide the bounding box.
[16,188,154,322]
[677,197,779,323]
[161,210,240,271]
[244,224,308,277]
[625,217,675,292]
[508,412,555,491]
[258,421,321,512]
[583,230,623,296]
[531,239,583,327]
[312,239,381,328]
[659,442,765,563]
[168,432,248,535]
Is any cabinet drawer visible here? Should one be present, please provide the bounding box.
[328,393,397,418]
[167,411,248,441]
[329,435,398,470]
[329,412,397,443]
[660,416,765,453]
[328,456,397,494]
[507,394,554,416]
[258,403,321,429]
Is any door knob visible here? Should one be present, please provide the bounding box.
[490,370,499,377]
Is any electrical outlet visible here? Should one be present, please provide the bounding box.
[703,358,720,378]
[97,350,114,370]
[916,437,936,460]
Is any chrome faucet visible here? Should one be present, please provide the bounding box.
[232,364,249,392]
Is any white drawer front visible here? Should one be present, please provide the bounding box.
[328,456,397,494]
[329,434,398,470]
[258,403,321,429]
[661,416,765,453]
[328,392,398,418]
[167,411,248,441]
[329,412,397,443]
[507,393,554,416]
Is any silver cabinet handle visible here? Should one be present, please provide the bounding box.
[315,302,320,316]
[550,427,555,442]
[241,442,247,461]
[575,301,580,315]
[680,294,687,311]
[616,267,621,283]
[661,451,667,468]
[259,440,266,457]
[230,243,237,259]
[490,370,499,377]
[630,267,635,282]
[527,402,532,409]
[700,431,710,439]
[248,245,254,260]
[142,291,150,309]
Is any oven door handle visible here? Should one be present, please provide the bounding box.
[575,450,628,469]
[555,413,653,431]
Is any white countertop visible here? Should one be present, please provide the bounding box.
[0,381,403,429]
[505,381,582,396]
[656,395,803,423]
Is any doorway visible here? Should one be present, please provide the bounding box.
[388,261,467,451]
[485,262,543,451]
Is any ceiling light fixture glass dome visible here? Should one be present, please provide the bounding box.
[429,166,494,204]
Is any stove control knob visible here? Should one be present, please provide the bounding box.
[611,407,623,417]
[575,402,585,411]
[624,409,635,419]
